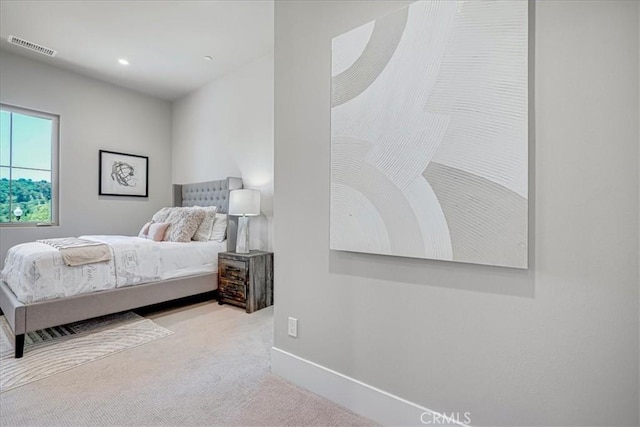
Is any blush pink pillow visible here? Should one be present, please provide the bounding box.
[147,222,170,242]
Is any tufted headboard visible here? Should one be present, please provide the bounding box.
[172,177,243,251]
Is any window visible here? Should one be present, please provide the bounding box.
[0,104,59,225]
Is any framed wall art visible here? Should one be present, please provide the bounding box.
[99,150,149,197]
[330,0,529,268]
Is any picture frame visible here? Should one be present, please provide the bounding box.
[99,150,149,197]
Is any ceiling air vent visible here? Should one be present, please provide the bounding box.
[7,35,57,57]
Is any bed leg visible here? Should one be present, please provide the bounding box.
[15,334,24,358]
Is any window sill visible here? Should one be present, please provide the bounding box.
[1,223,59,228]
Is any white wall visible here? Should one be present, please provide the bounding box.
[0,50,172,267]
[172,53,274,251]
[273,1,639,426]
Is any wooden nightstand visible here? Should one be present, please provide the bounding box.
[218,251,273,313]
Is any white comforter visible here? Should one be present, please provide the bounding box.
[1,235,226,304]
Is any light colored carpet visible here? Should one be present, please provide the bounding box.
[0,312,173,392]
[0,301,375,426]
[232,373,378,426]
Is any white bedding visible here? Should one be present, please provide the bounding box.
[1,235,226,304]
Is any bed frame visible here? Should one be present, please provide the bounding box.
[0,177,242,358]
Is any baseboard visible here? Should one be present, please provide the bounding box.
[271,347,470,427]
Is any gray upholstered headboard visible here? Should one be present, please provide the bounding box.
[172,177,243,251]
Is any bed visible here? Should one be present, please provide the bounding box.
[0,177,242,358]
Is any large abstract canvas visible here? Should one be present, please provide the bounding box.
[330,0,528,268]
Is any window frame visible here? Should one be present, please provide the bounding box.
[0,103,60,227]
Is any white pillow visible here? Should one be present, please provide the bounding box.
[151,207,172,223]
[138,221,152,238]
[210,213,227,242]
[192,206,218,241]
[163,207,206,242]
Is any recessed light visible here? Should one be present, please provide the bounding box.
[118,58,129,66]
[204,56,213,61]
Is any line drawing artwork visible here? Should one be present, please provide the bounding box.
[111,161,137,187]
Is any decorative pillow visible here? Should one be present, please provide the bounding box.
[138,221,152,238]
[151,207,173,223]
[147,222,170,242]
[192,206,218,242]
[210,213,227,242]
[164,207,206,242]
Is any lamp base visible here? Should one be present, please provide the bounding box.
[236,216,250,254]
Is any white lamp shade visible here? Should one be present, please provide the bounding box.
[229,189,260,216]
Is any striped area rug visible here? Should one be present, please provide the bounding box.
[0,312,173,392]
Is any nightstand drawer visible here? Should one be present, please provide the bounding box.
[219,279,246,298]
[219,259,247,281]
[220,293,246,305]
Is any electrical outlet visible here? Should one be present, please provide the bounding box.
[288,317,298,338]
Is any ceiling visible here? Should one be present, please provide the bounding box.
[0,1,274,100]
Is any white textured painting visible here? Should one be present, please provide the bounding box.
[330,0,528,268]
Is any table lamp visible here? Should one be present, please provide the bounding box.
[229,189,260,254]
